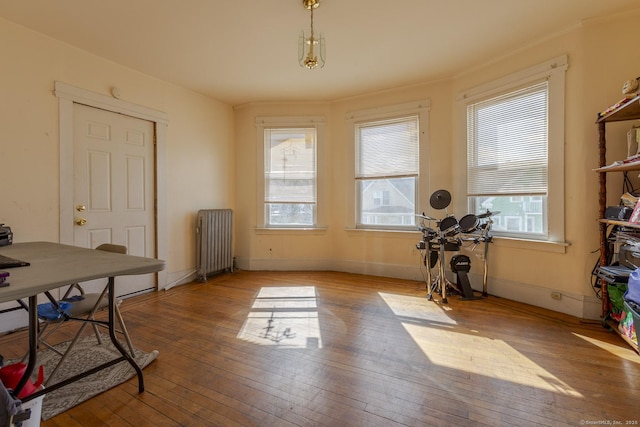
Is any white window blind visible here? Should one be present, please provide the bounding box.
[356,116,419,179]
[355,115,419,229]
[467,81,548,197]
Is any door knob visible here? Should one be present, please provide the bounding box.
[76,204,86,212]
[75,218,87,226]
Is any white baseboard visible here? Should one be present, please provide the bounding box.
[236,257,333,272]
[330,259,425,282]
[235,256,601,320]
[164,268,198,290]
[467,272,602,320]
[0,302,29,334]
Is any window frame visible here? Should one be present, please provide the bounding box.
[346,100,430,232]
[455,55,567,245]
[256,116,326,229]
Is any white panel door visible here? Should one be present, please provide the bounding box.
[73,103,156,296]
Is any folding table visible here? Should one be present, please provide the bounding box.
[0,242,164,402]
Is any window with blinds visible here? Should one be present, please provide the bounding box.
[355,115,419,229]
[466,81,549,238]
[264,128,317,226]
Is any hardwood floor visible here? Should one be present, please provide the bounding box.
[2,270,639,426]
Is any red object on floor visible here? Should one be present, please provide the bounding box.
[0,363,44,399]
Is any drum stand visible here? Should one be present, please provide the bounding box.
[425,230,459,304]
[479,217,494,297]
[481,236,490,297]
[460,215,494,297]
[421,215,496,303]
[419,228,439,301]
[418,189,497,303]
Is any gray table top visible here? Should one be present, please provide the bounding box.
[0,242,165,303]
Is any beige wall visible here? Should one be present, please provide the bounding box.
[0,17,235,288]
[234,103,334,270]
[3,10,640,320]
[234,10,640,319]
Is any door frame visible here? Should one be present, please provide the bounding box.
[55,81,168,290]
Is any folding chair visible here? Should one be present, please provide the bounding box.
[30,244,135,385]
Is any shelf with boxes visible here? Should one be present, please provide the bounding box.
[595,90,640,353]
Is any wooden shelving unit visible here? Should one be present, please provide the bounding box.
[594,162,640,173]
[597,94,640,122]
[595,93,640,354]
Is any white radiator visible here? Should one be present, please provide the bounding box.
[196,209,233,281]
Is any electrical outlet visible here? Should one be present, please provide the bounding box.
[551,291,562,300]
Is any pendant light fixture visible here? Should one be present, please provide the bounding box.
[298,0,325,69]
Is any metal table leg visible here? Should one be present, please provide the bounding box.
[21,277,146,402]
[107,277,144,393]
[13,295,38,397]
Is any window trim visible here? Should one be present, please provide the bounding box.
[346,100,430,231]
[455,55,567,246]
[255,116,326,229]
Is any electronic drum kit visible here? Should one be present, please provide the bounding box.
[416,189,497,303]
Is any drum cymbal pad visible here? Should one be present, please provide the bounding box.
[477,210,501,219]
[415,213,435,220]
[430,189,451,210]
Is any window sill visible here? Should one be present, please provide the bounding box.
[344,228,569,251]
[255,227,328,235]
[344,227,421,237]
[491,236,569,254]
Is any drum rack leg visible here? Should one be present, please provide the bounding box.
[482,240,489,297]
[423,239,461,303]
[425,251,434,300]
[430,239,457,303]
[439,240,449,303]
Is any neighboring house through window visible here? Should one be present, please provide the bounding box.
[457,56,567,243]
[347,100,430,231]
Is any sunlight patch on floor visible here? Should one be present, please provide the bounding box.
[379,292,583,397]
[573,332,640,363]
[377,292,458,326]
[237,286,322,349]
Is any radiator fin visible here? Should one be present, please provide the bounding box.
[196,209,233,281]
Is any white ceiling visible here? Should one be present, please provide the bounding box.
[0,0,637,106]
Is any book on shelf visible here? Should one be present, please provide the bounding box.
[629,200,640,224]
[622,192,639,208]
[598,95,637,118]
[624,154,640,163]
[615,230,640,246]
[593,156,640,171]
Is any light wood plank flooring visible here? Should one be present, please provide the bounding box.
[2,270,639,426]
